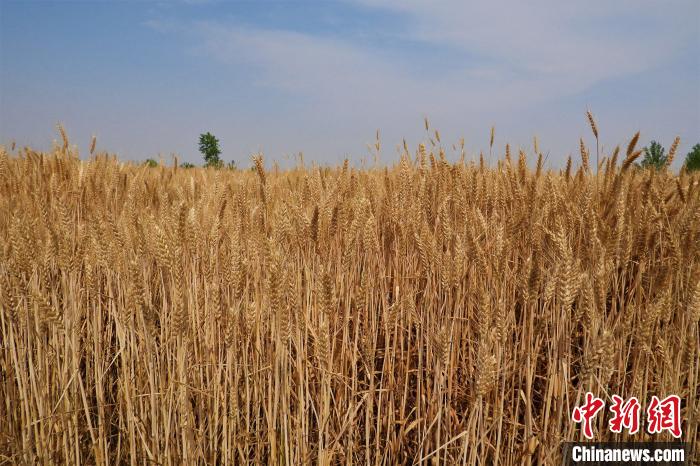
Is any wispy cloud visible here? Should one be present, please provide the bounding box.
[180,20,545,117]
[176,1,688,105]
[4,0,696,164]
[186,1,694,98]
[354,1,696,71]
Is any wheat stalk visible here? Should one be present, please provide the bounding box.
[0,124,696,465]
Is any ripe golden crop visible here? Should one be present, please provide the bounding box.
[1,126,698,464]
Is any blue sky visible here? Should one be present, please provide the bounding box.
[1,0,698,167]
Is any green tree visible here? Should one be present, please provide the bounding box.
[199,132,222,168]
[639,140,667,169]
[684,144,700,172]
[181,162,195,169]
[144,158,158,168]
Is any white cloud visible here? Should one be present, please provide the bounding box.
[190,20,547,116]
[145,0,699,165]
[352,0,696,85]
[187,0,697,111]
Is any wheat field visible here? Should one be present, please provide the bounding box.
[1,124,699,465]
